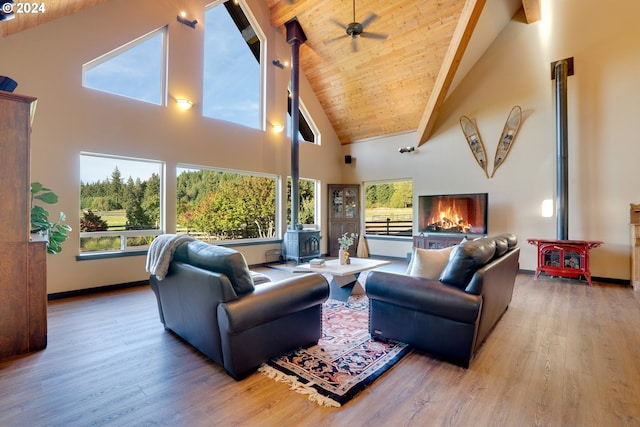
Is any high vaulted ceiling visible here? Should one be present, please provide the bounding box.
[1,0,540,145]
[267,0,539,145]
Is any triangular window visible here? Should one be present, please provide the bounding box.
[287,93,318,144]
[82,27,166,105]
[202,1,263,129]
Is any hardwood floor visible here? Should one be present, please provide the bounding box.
[1,271,639,427]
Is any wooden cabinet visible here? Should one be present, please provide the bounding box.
[0,91,47,359]
[631,204,640,291]
[327,184,360,257]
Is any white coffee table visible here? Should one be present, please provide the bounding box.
[296,258,391,301]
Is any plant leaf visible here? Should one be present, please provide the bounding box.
[34,191,58,204]
[30,182,43,193]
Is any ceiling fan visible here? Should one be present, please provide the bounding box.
[325,0,388,52]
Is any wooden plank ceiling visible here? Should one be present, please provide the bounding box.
[1,0,540,145]
[0,0,108,37]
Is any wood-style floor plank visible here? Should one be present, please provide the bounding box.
[1,272,640,427]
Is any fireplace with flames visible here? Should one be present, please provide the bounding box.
[418,193,488,235]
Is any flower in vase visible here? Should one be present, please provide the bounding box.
[338,232,357,250]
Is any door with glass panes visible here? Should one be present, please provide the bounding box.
[328,184,360,257]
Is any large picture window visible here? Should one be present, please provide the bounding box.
[79,153,163,253]
[286,178,318,226]
[177,166,278,241]
[364,180,413,236]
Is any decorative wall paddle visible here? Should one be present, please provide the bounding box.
[460,106,522,178]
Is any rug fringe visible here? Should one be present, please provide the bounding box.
[258,364,341,408]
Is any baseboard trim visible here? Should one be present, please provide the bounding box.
[48,280,149,301]
[518,269,630,286]
[47,266,631,301]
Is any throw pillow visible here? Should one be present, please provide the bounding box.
[439,238,496,289]
[407,246,455,280]
[174,241,255,295]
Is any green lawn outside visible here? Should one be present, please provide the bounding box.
[82,210,127,229]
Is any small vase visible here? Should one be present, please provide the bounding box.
[339,248,346,265]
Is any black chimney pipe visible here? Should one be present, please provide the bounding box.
[285,18,307,230]
[554,59,569,240]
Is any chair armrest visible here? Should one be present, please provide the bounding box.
[218,273,329,334]
[365,270,481,324]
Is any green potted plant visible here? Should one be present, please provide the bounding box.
[30,182,72,254]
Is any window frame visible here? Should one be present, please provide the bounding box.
[176,164,281,243]
[363,179,414,238]
[82,26,168,106]
[286,177,320,228]
[287,93,320,144]
[78,153,165,256]
[202,0,266,130]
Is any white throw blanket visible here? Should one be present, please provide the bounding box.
[145,234,196,280]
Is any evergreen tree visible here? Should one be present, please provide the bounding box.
[142,173,161,228]
[109,167,124,209]
[123,177,150,228]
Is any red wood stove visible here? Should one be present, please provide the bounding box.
[527,239,603,286]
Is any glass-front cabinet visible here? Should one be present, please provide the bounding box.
[328,184,360,257]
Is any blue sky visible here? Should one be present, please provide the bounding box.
[81,154,161,184]
[83,32,163,105]
[202,4,261,129]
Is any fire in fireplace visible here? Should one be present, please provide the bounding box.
[418,193,488,235]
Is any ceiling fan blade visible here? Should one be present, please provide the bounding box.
[330,18,348,30]
[360,31,388,40]
[323,34,350,45]
[360,13,379,29]
[351,37,359,53]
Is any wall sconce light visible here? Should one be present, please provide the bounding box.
[272,123,285,133]
[177,12,198,29]
[398,146,416,153]
[272,59,289,69]
[541,199,554,217]
[176,98,193,111]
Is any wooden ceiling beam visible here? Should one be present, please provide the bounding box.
[521,0,541,24]
[416,0,486,146]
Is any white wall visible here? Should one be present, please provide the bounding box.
[3,0,639,292]
[345,0,640,281]
[0,0,343,293]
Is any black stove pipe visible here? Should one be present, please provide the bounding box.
[554,59,569,241]
[285,18,307,230]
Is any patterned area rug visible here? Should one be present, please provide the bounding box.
[259,297,411,407]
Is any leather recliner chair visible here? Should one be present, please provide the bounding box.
[149,240,329,380]
[366,234,520,368]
